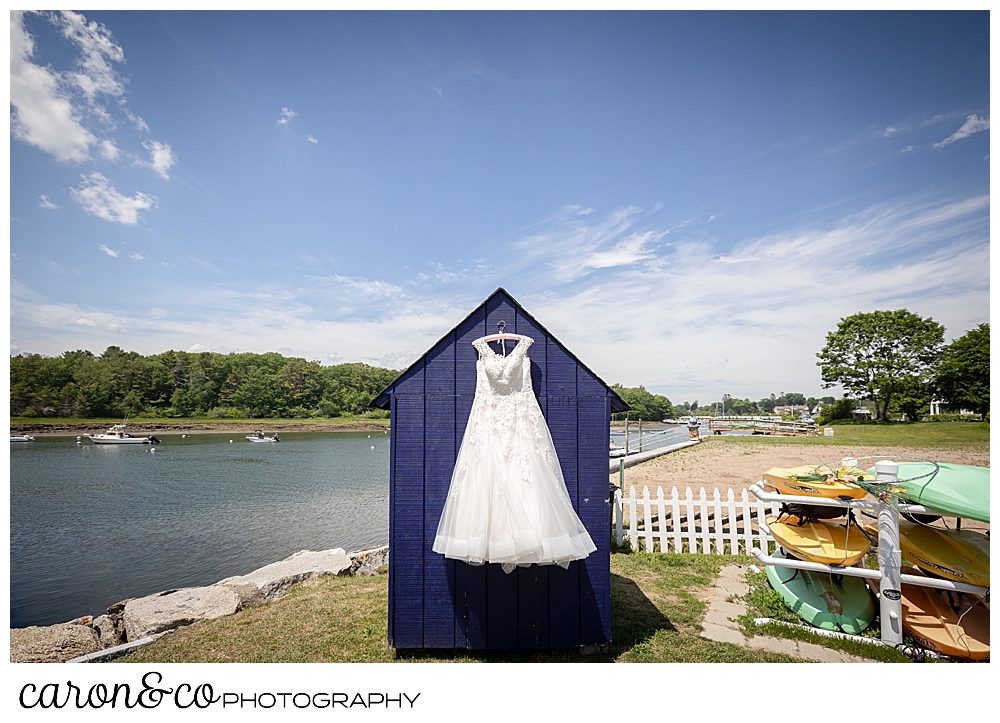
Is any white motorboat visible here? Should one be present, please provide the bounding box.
[246,430,280,443]
[10,435,35,442]
[85,417,160,445]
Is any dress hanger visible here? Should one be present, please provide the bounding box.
[476,320,529,343]
[474,321,532,357]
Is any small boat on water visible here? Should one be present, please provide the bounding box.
[85,416,160,445]
[246,430,280,443]
[10,435,35,442]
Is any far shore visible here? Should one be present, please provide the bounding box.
[10,419,390,436]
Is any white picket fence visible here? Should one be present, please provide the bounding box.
[614,485,780,555]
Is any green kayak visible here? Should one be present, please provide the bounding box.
[765,549,875,634]
[866,462,990,523]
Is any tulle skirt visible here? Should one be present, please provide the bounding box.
[432,399,596,574]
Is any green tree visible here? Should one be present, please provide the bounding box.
[224,366,284,418]
[934,323,989,418]
[889,375,932,421]
[816,309,944,421]
[611,385,673,421]
[816,398,856,425]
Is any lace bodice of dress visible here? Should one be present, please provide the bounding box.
[459,336,557,481]
[472,337,533,396]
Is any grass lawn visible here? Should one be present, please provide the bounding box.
[715,421,988,449]
[119,553,800,664]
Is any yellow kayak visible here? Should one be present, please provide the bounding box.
[767,515,871,566]
[901,568,990,661]
[858,517,990,587]
[762,465,870,500]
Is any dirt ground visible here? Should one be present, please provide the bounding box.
[615,437,990,498]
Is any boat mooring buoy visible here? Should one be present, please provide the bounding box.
[371,445,375,450]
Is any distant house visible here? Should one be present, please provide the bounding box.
[773,404,809,415]
[929,400,976,416]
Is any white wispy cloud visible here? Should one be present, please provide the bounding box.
[128,252,148,261]
[9,195,988,401]
[71,172,157,225]
[141,140,177,179]
[38,195,59,209]
[10,10,173,196]
[10,11,96,162]
[307,135,318,144]
[277,107,297,125]
[515,205,666,281]
[99,139,121,161]
[97,244,118,257]
[427,84,456,108]
[51,10,126,109]
[934,114,990,148]
[518,196,989,398]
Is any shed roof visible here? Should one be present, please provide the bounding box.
[371,287,629,412]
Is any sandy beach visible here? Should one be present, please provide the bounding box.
[615,437,990,497]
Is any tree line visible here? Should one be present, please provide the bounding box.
[12,313,986,424]
[611,386,838,422]
[10,347,400,419]
[817,313,988,422]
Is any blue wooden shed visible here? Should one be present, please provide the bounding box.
[371,288,629,649]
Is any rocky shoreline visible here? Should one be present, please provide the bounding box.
[10,545,389,663]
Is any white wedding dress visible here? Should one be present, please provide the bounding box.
[432,335,597,574]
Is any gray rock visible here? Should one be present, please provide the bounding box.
[123,586,242,641]
[107,598,132,617]
[218,580,266,609]
[349,545,389,576]
[11,623,101,663]
[216,548,352,602]
[91,614,125,648]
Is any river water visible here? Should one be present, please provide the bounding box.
[10,431,390,628]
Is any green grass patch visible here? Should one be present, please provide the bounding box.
[706,421,988,450]
[119,553,799,663]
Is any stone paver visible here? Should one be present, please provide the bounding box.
[700,564,868,662]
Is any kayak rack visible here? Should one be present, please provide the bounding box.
[748,463,990,647]
[747,482,949,517]
[748,548,988,595]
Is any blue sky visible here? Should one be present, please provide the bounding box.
[9,10,990,403]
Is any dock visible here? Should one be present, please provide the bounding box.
[707,417,817,437]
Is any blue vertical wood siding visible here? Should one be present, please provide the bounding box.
[378,289,625,649]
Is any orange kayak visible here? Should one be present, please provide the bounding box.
[762,465,870,500]
[900,569,990,660]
